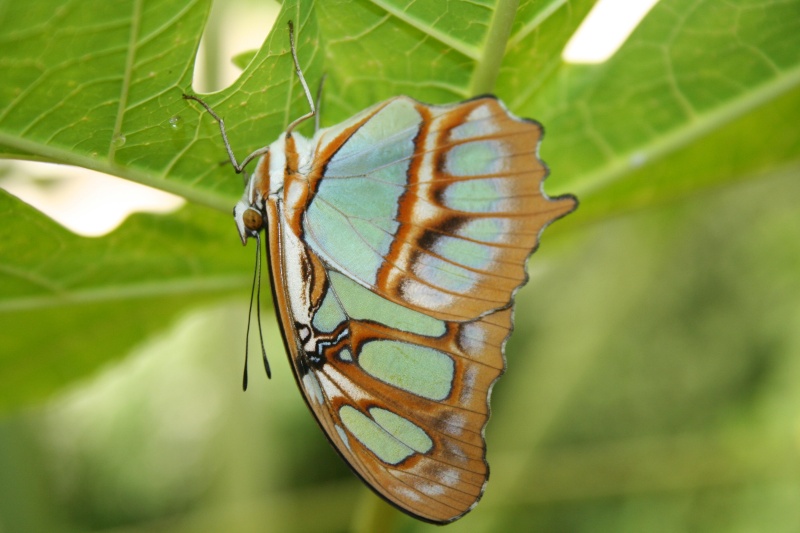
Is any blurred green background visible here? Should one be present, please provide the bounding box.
[2,0,800,531]
[3,164,800,533]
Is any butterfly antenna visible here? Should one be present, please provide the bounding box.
[255,233,272,379]
[243,240,257,390]
[243,233,272,389]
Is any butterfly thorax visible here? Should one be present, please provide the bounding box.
[233,132,318,244]
[230,131,334,366]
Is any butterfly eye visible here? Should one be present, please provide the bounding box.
[242,208,263,232]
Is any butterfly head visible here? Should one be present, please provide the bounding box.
[233,174,266,245]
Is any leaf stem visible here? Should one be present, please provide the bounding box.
[469,0,519,95]
[352,489,400,533]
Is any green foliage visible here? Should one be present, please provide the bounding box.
[1,0,799,531]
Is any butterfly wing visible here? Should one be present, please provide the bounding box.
[265,97,575,523]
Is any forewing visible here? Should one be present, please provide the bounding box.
[303,96,576,321]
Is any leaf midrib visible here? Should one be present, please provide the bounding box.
[0,274,249,312]
[109,0,143,162]
[574,62,800,197]
[367,0,482,60]
[0,131,234,211]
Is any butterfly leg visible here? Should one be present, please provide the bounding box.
[183,21,315,171]
[285,20,317,134]
[182,94,270,174]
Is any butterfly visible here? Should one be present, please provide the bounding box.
[184,21,576,524]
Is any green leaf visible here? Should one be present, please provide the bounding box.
[1,0,799,467]
[0,0,315,408]
[0,187,251,409]
[3,0,797,211]
[1,0,799,529]
[517,0,800,224]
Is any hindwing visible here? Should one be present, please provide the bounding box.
[268,197,510,523]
